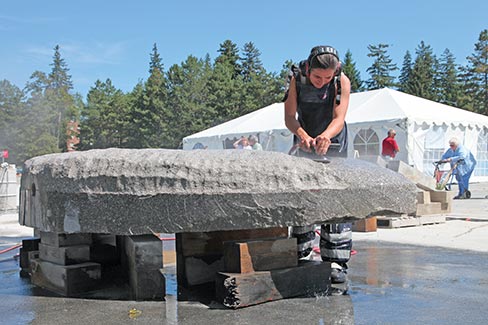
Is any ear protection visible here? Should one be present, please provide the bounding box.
[306,45,341,76]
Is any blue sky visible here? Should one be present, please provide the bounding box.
[1,0,487,98]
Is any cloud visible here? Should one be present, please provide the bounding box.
[25,41,127,65]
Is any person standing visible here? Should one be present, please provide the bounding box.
[233,136,252,150]
[441,137,477,199]
[381,129,400,159]
[248,135,263,150]
[284,45,352,284]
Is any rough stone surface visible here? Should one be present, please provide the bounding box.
[19,148,417,235]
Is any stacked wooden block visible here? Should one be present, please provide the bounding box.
[176,228,331,308]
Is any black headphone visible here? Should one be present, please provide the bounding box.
[306,45,342,105]
[307,45,341,76]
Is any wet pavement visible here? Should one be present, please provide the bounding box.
[349,241,488,324]
[0,182,487,324]
[1,234,487,324]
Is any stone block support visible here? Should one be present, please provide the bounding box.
[30,259,101,296]
[19,237,40,277]
[123,234,165,301]
[39,243,90,265]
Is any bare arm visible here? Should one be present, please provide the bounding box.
[284,77,314,151]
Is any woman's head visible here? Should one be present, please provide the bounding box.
[449,137,460,150]
[307,46,340,89]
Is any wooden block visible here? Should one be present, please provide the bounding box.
[419,215,446,225]
[416,191,431,204]
[216,261,331,309]
[176,228,288,287]
[377,215,418,228]
[416,202,442,216]
[429,191,455,203]
[441,202,452,213]
[179,227,288,257]
[352,217,377,232]
[223,238,297,273]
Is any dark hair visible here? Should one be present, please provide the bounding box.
[307,45,340,72]
[310,53,339,71]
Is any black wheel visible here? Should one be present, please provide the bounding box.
[465,190,471,199]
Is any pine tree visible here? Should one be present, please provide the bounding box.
[239,42,279,113]
[0,80,25,164]
[437,49,462,106]
[79,79,129,149]
[166,55,212,148]
[398,51,413,92]
[342,50,363,92]
[365,44,398,90]
[404,41,437,100]
[216,40,242,78]
[207,41,245,124]
[48,45,73,93]
[48,45,77,148]
[17,45,77,161]
[127,43,170,148]
[464,29,488,115]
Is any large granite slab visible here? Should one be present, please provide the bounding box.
[19,148,417,235]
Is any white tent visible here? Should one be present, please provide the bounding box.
[182,103,294,153]
[346,88,488,181]
[183,88,488,181]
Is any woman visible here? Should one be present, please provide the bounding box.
[284,45,352,284]
[441,137,477,199]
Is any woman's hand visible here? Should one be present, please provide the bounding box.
[314,134,331,155]
[298,135,315,152]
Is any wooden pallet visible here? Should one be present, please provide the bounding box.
[376,214,446,229]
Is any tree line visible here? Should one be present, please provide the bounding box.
[1,30,487,165]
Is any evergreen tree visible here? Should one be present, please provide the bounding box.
[18,80,60,162]
[79,79,129,149]
[206,59,244,124]
[239,42,280,113]
[166,55,212,148]
[215,40,242,78]
[241,42,264,81]
[365,44,398,90]
[342,50,363,92]
[404,41,437,100]
[47,45,77,148]
[48,45,73,92]
[0,80,25,164]
[437,48,462,106]
[127,43,170,148]
[206,41,245,124]
[457,65,478,111]
[463,29,488,115]
[18,47,78,162]
[398,51,413,92]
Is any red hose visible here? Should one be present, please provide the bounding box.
[0,243,22,254]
